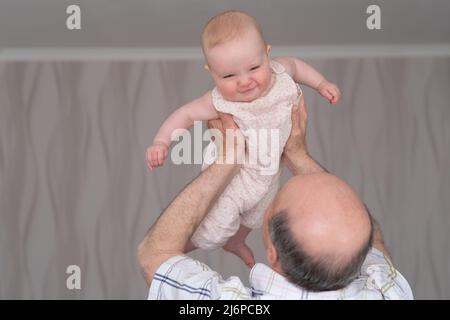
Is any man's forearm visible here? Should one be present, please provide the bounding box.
[138,162,239,282]
[284,150,327,176]
[370,216,391,260]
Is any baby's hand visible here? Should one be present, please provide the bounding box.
[146,142,169,171]
[317,80,341,105]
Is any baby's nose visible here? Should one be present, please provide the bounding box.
[238,76,251,87]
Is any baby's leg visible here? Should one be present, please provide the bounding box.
[192,156,273,265]
[240,177,280,230]
[223,188,277,268]
[228,188,277,268]
[190,191,242,250]
[223,224,255,268]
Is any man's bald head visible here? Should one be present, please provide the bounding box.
[264,173,373,291]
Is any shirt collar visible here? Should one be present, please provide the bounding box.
[249,263,364,299]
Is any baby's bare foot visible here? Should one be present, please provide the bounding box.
[223,241,255,268]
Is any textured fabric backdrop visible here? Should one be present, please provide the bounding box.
[0,57,449,299]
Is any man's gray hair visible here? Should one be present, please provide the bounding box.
[268,210,374,292]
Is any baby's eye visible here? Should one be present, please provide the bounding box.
[223,74,234,79]
[250,66,260,71]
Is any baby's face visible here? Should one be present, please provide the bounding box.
[205,29,272,103]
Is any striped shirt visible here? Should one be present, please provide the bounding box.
[148,248,413,300]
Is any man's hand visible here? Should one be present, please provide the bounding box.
[317,80,341,105]
[282,95,326,175]
[208,112,245,166]
[283,95,308,161]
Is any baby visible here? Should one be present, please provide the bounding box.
[146,10,340,266]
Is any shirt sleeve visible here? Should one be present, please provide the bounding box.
[148,255,251,300]
[359,248,414,300]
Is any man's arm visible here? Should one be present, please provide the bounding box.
[153,91,219,146]
[138,115,242,285]
[370,215,392,260]
[285,97,392,259]
[282,95,327,175]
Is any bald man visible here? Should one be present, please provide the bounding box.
[138,97,413,299]
[263,173,373,292]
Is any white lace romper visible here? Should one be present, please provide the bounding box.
[191,60,302,249]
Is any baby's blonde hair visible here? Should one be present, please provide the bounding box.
[202,10,266,54]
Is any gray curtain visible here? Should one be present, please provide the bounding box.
[0,57,449,299]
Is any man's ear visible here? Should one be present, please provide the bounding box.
[267,240,279,267]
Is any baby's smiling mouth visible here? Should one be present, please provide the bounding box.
[239,86,256,94]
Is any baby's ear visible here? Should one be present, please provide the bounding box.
[266,44,271,55]
[204,64,210,71]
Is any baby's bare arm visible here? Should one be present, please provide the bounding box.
[153,91,219,146]
[274,57,326,90]
[274,57,341,104]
